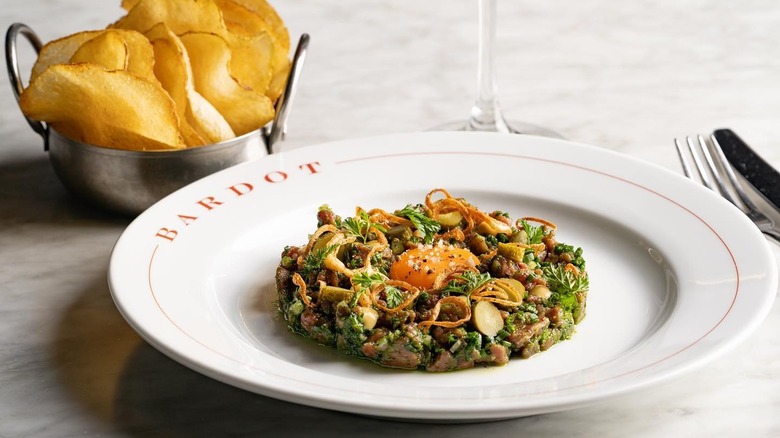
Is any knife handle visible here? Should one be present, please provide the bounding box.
[713,128,780,209]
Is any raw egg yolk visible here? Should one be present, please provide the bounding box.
[389,244,479,289]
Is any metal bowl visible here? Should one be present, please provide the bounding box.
[46,128,270,214]
[5,23,309,215]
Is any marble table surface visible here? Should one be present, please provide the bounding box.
[2,0,779,436]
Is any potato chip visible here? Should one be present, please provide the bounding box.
[144,23,234,146]
[148,36,205,146]
[228,0,289,50]
[31,30,103,81]
[116,0,277,96]
[121,0,140,10]
[266,57,291,102]
[69,31,128,71]
[34,29,157,84]
[214,0,281,96]
[113,0,225,35]
[20,63,184,150]
[187,91,238,144]
[115,29,158,83]
[180,32,274,136]
[224,32,274,95]
[214,0,260,38]
[144,23,203,146]
[225,0,290,100]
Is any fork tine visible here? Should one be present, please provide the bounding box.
[709,133,761,212]
[674,138,693,178]
[698,135,734,201]
[686,136,716,190]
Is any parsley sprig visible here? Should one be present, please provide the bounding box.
[543,265,589,295]
[352,272,385,290]
[299,244,337,278]
[396,204,441,244]
[441,271,492,296]
[342,211,387,243]
[542,264,589,311]
[350,272,384,307]
[350,272,405,308]
[520,220,545,244]
[385,286,404,308]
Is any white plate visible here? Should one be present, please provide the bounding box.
[108,132,777,421]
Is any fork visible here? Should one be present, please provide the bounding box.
[675,134,780,243]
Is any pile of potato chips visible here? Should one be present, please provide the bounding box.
[19,0,290,151]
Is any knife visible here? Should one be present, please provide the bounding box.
[713,128,780,210]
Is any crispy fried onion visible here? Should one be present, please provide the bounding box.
[320,232,358,276]
[438,227,465,242]
[471,279,524,308]
[298,223,389,279]
[366,208,413,228]
[520,216,557,232]
[426,188,475,233]
[366,241,386,261]
[323,235,390,279]
[353,207,390,246]
[370,226,388,246]
[297,224,339,268]
[565,263,581,275]
[417,296,472,331]
[478,248,498,265]
[370,279,420,313]
[471,209,513,235]
[291,272,312,307]
[425,188,512,235]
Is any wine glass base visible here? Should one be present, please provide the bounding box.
[428,120,565,139]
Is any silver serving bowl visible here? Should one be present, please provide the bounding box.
[46,128,269,214]
[6,23,309,215]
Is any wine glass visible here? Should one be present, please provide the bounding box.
[432,0,562,138]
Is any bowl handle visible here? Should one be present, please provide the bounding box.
[5,23,48,149]
[264,33,309,154]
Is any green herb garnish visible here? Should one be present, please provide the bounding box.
[350,272,385,307]
[543,264,589,312]
[441,271,492,296]
[396,204,441,244]
[385,286,404,308]
[543,264,589,295]
[352,272,385,290]
[521,220,545,244]
[342,211,387,243]
[299,244,337,278]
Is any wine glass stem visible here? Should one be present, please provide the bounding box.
[468,0,509,132]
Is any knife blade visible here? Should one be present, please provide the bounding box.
[713,128,780,210]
